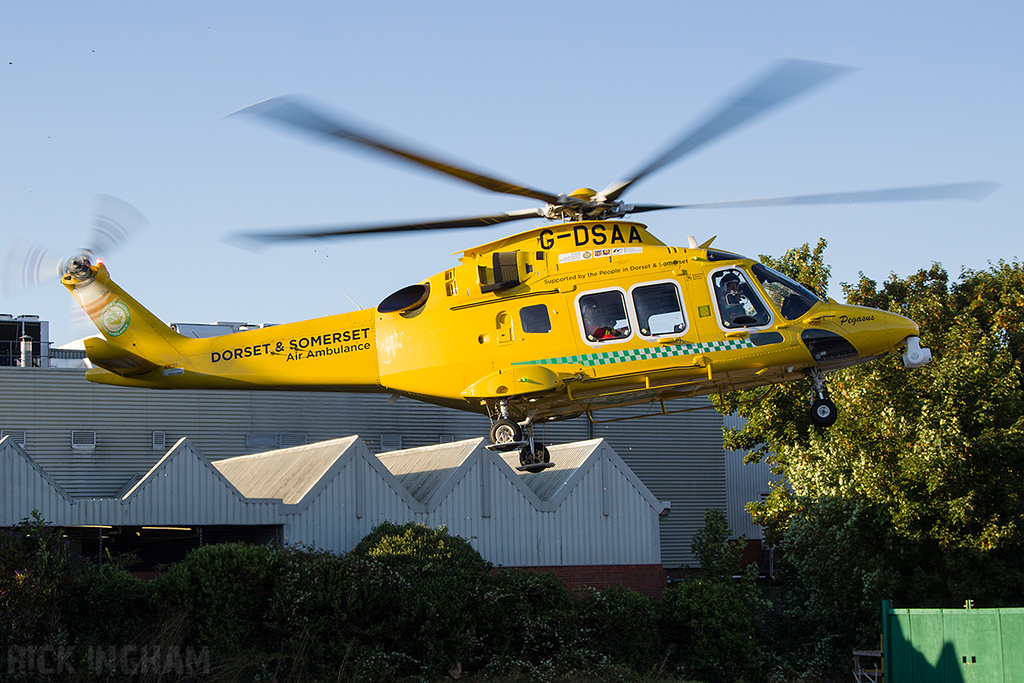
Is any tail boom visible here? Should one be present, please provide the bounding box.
[63,259,382,392]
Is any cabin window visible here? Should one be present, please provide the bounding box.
[710,268,772,329]
[632,282,686,337]
[520,304,551,333]
[750,263,823,320]
[579,291,630,342]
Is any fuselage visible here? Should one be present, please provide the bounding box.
[64,220,923,425]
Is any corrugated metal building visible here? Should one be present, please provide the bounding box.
[0,433,667,596]
[723,414,782,541]
[0,358,759,570]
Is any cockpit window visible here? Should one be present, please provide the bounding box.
[579,291,630,342]
[711,269,771,328]
[751,263,823,320]
[632,282,685,337]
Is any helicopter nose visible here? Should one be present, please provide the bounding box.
[879,312,932,368]
[836,307,930,367]
[881,310,920,349]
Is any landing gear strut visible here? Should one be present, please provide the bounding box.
[487,400,554,472]
[808,368,837,428]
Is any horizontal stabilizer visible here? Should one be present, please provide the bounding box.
[84,337,160,376]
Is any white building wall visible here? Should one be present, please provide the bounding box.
[2,366,738,568]
[240,440,663,568]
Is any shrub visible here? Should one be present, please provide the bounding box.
[351,521,491,577]
[263,544,353,673]
[573,584,662,672]
[65,563,158,647]
[348,522,494,680]
[474,569,586,677]
[0,511,88,651]
[658,577,762,683]
[156,542,273,653]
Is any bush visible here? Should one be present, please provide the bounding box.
[573,584,662,673]
[65,563,158,647]
[475,569,578,675]
[351,521,491,577]
[263,544,356,679]
[0,511,88,651]
[348,522,494,680]
[658,578,762,683]
[156,542,273,653]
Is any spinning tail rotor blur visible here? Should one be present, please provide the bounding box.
[2,196,148,294]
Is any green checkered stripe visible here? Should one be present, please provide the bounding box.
[513,338,756,368]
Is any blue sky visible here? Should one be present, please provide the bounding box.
[2,2,1021,344]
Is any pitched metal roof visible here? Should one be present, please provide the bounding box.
[500,440,600,501]
[378,438,480,504]
[212,436,359,505]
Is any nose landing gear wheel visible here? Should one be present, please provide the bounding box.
[811,398,837,428]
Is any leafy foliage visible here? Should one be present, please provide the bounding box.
[657,509,767,683]
[0,511,87,651]
[65,563,159,648]
[347,522,494,680]
[573,584,662,672]
[659,578,762,683]
[3,516,818,681]
[717,245,1024,675]
[691,507,746,581]
[156,541,274,652]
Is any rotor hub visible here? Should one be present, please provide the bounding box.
[64,252,96,284]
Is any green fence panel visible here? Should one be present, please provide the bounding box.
[883,601,1024,683]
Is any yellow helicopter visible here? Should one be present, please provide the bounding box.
[58,60,995,471]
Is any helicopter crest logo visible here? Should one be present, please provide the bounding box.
[99,301,131,337]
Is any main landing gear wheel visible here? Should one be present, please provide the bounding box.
[811,398,838,428]
[489,418,522,446]
[519,442,551,473]
[519,442,550,467]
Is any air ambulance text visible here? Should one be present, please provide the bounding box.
[210,328,371,363]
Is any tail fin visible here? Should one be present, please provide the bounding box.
[62,256,189,380]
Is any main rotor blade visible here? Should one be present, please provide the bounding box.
[600,59,851,202]
[230,97,563,205]
[659,182,1000,210]
[225,208,545,251]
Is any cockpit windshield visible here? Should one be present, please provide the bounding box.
[750,263,824,320]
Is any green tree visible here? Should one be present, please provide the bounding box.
[718,246,1024,672]
[691,507,746,581]
[658,509,766,683]
[0,511,87,651]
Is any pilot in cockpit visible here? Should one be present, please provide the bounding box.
[718,272,759,326]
